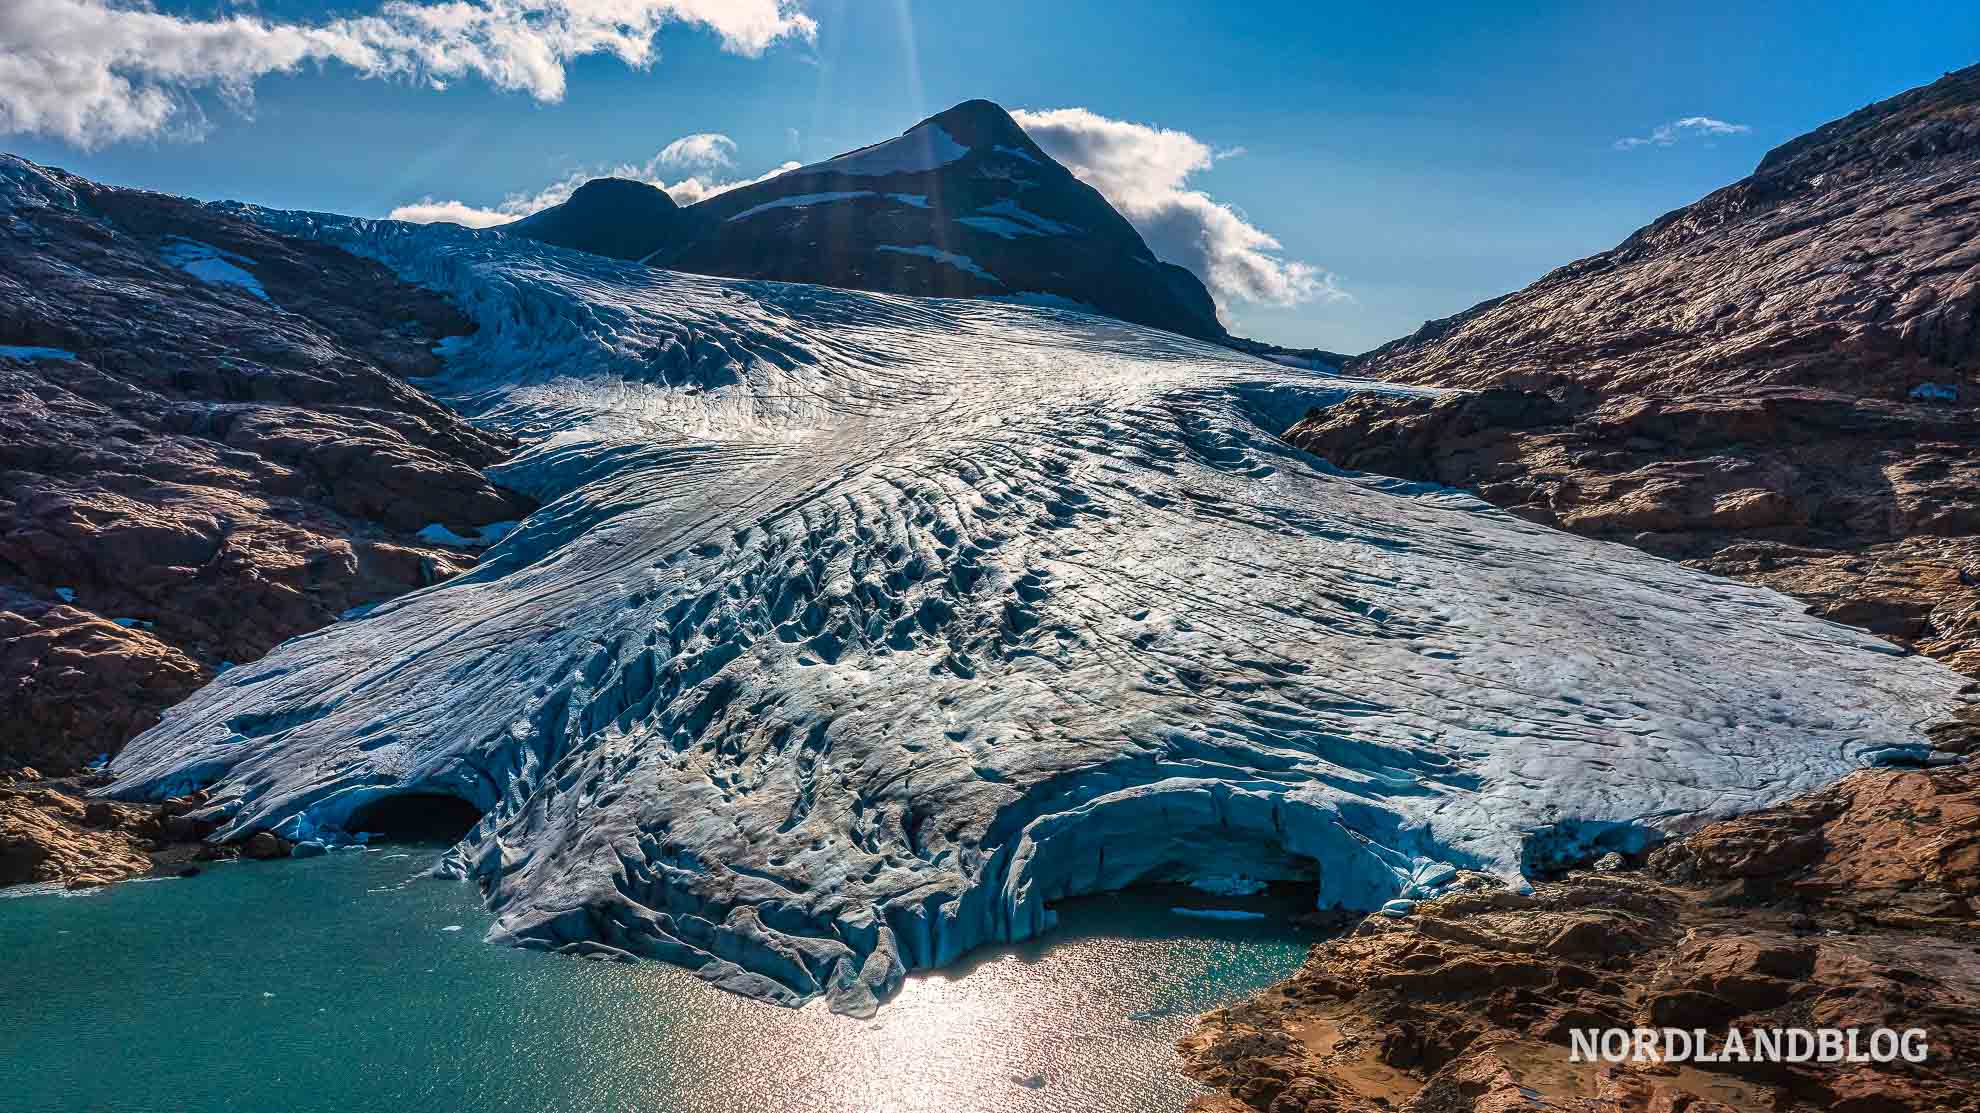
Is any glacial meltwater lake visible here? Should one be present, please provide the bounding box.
[2,846,1313,1113]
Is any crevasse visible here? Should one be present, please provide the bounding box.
[108,210,1967,1016]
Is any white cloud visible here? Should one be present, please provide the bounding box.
[1011,107,1342,310]
[656,160,798,204]
[0,0,816,149]
[384,197,520,227]
[1613,115,1751,150]
[657,132,736,168]
[387,137,797,225]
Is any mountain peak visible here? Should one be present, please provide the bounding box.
[510,97,1225,341]
[564,176,678,210]
[911,99,1038,152]
[508,176,683,260]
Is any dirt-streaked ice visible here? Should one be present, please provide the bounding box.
[109,212,1969,1016]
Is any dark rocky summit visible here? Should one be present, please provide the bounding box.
[0,155,532,841]
[1292,64,1980,677]
[511,99,1229,341]
[508,176,690,262]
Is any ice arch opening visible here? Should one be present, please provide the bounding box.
[346,793,485,843]
[986,780,1428,946]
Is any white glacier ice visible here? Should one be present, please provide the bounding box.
[108,210,1970,1017]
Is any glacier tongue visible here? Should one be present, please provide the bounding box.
[109,215,1967,1016]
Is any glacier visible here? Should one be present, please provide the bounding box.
[106,210,1970,1016]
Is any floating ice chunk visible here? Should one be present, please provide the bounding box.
[160,238,269,301]
[875,244,1000,283]
[0,345,74,361]
[1910,381,1959,402]
[441,925,464,932]
[1170,908,1269,922]
[725,191,875,222]
[53,587,75,603]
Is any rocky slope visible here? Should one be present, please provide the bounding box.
[1291,64,1980,676]
[0,155,534,876]
[512,100,1228,342]
[1181,757,1980,1113]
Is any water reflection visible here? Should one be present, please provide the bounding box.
[2,849,1314,1113]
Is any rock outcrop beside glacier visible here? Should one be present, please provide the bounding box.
[1293,63,1980,677]
[0,156,534,779]
[105,205,1972,1016]
[1182,762,1980,1113]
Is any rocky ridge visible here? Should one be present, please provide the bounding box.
[0,156,534,880]
[1290,64,1980,676]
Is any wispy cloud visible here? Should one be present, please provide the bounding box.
[1613,115,1751,150]
[388,138,797,225]
[0,0,816,149]
[1011,107,1344,310]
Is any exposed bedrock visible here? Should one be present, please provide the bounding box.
[106,212,1973,1014]
[1299,64,1980,680]
[0,156,534,779]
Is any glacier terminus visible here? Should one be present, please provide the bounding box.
[102,192,1968,1017]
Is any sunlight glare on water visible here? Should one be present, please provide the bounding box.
[2,846,1311,1113]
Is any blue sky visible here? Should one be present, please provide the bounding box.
[5,0,1977,352]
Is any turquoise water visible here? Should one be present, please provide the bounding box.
[2,847,1313,1113]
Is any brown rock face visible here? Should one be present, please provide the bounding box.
[0,157,534,776]
[1290,65,1980,676]
[0,768,292,887]
[1180,766,1980,1113]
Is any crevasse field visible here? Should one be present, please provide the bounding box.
[108,207,1967,1016]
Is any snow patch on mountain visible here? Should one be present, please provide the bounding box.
[874,244,1000,283]
[725,191,877,223]
[108,212,1969,1018]
[160,238,269,300]
[806,123,970,178]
